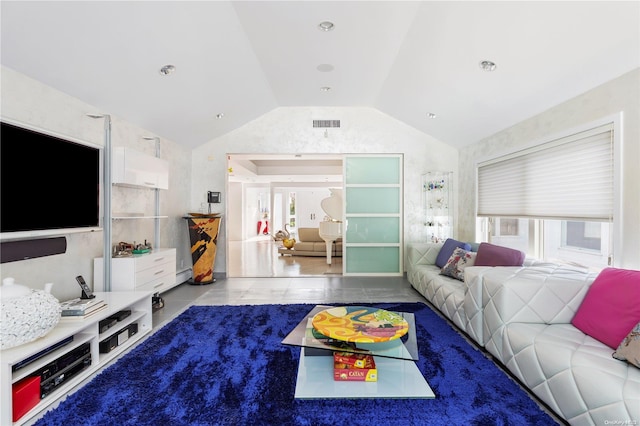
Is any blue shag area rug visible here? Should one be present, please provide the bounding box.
[34,303,558,426]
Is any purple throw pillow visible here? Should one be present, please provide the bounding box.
[435,238,472,268]
[474,242,525,267]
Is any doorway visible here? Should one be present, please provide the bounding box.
[226,153,343,277]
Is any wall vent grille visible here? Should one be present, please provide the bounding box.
[313,120,341,128]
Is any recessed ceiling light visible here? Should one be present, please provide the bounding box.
[159,64,176,75]
[318,21,335,32]
[320,86,331,92]
[479,60,497,72]
[317,64,334,72]
[216,113,224,119]
[427,112,437,119]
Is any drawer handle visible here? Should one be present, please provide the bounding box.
[154,270,165,275]
[154,282,164,288]
[154,257,164,262]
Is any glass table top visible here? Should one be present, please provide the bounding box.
[282,305,419,361]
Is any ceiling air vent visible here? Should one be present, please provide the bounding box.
[313,120,340,128]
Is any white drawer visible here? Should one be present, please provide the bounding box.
[136,261,176,285]
[135,249,175,271]
[136,272,176,293]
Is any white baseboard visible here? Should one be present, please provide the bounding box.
[176,268,192,284]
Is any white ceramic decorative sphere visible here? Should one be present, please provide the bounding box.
[0,278,61,350]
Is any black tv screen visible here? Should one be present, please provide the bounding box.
[1,120,102,240]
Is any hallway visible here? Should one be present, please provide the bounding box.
[227,235,342,277]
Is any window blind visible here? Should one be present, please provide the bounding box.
[477,123,613,221]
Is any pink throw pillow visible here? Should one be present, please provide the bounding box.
[572,268,640,349]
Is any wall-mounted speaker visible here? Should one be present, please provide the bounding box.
[1,237,67,263]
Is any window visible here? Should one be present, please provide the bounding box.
[564,221,602,251]
[476,117,619,270]
[477,123,614,220]
[288,192,296,229]
[496,218,519,236]
[477,217,611,270]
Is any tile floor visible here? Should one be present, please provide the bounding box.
[227,236,343,277]
[157,234,426,328]
[153,275,428,329]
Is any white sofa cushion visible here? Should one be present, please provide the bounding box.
[409,263,466,329]
[406,242,441,274]
[482,263,597,362]
[503,323,640,425]
[463,266,490,345]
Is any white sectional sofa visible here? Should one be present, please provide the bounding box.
[406,241,640,425]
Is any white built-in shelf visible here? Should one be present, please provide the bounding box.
[1,291,153,426]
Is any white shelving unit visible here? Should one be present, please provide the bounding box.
[112,147,169,190]
[107,142,172,292]
[422,171,453,243]
[0,291,153,425]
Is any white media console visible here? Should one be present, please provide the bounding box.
[0,291,153,425]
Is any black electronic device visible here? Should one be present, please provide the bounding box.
[40,355,91,399]
[11,336,74,372]
[99,323,138,354]
[99,335,118,354]
[36,342,92,398]
[98,317,117,333]
[36,342,90,382]
[0,120,103,241]
[207,191,221,203]
[112,310,131,322]
[75,275,95,299]
[99,310,131,333]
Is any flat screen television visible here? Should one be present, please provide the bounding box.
[0,119,103,241]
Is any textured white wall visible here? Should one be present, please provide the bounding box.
[191,107,459,273]
[458,68,640,269]
[1,66,192,301]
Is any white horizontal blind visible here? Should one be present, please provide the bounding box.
[477,123,613,221]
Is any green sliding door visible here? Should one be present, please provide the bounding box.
[343,155,403,276]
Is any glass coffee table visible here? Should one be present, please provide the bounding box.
[282,305,435,399]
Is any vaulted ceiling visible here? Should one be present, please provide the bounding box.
[2,1,639,151]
